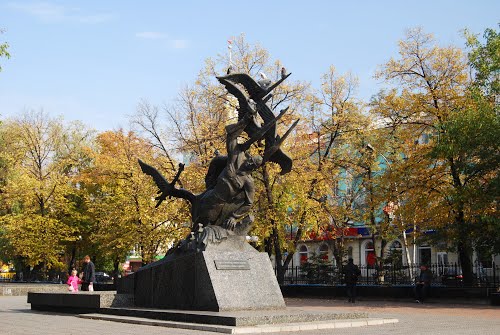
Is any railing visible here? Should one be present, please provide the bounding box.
[276,262,499,287]
[0,271,67,283]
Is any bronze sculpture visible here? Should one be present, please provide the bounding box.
[139,72,298,252]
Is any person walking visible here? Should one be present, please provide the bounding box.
[343,258,361,303]
[414,264,433,303]
[81,255,95,291]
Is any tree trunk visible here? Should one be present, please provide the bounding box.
[271,225,285,284]
[68,244,76,273]
[449,157,474,285]
[113,257,120,287]
[456,210,474,285]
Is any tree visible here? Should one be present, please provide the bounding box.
[86,130,188,273]
[373,27,488,284]
[0,110,92,277]
[1,214,73,274]
[430,88,500,261]
[464,24,500,98]
[461,25,500,258]
[306,66,372,268]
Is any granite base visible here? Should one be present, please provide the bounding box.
[131,236,285,311]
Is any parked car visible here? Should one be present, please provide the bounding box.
[440,268,463,286]
[94,271,112,283]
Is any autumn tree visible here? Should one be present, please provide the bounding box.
[372,27,493,284]
[301,66,373,269]
[0,110,92,278]
[428,25,500,265]
[86,130,189,274]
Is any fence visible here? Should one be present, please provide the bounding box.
[277,262,499,287]
[0,271,67,283]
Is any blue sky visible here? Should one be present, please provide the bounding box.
[0,1,498,131]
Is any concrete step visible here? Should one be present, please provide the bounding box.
[78,313,399,334]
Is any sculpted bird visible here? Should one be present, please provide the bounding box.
[281,67,287,79]
[257,72,271,89]
[216,73,298,174]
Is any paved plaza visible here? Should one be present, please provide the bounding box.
[1,295,499,335]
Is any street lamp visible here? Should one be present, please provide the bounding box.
[366,144,415,281]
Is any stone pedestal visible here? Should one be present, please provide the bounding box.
[131,236,285,311]
[28,291,133,312]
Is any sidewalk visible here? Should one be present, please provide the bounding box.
[1,295,499,335]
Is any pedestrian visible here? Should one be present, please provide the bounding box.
[81,255,95,292]
[66,269,81,293]
[343,258,361,303]
[414,264,432,303]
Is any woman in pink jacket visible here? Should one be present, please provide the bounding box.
[67,269,82,292]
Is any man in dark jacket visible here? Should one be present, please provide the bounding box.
[414,264,432,303]
[81,255,95,291]
[343,258,361,303]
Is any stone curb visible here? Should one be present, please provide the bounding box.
[78,313,399,334]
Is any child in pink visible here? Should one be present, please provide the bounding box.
[67,269,81,292]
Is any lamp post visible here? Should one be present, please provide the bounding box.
[366,144,414,281]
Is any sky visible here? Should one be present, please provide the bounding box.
[0,1,498,131]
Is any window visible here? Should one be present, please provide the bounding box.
[419,245,431,265]
[299,245,308,264]
[319,244,329,261]
[437,252,448,266]
[436,252,449,276]
[388,240,403,268]
[363,241,376,267]
[477,249,493,268]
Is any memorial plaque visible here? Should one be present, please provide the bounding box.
[214,260,250,270]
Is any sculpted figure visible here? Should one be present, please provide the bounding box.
[139,71,297,251]
[196,112,263,230]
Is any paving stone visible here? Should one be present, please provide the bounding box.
[2,296,500,335]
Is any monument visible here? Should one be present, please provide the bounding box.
[27,70,397,332]
[128,71,299,311]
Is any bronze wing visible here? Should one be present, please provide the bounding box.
[138,159,171,207]
[218,72,296,175]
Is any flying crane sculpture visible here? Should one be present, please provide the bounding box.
[138,71,298,252]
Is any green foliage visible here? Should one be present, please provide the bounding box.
[430,97,500,253]
[300,252,333,284]
[431,100,499,192]
[465,24,500,96]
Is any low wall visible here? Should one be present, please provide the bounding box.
[0,282,116,296]
[281,284,494,301]
[0,283,67,296]
[491,293,500,306]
